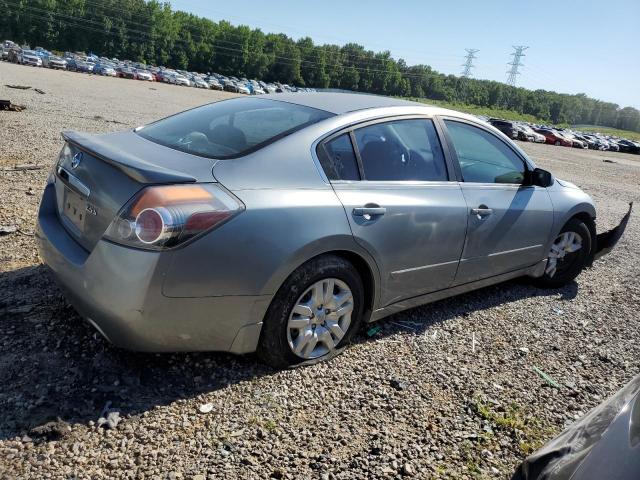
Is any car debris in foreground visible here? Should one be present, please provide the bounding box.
[35,93,632,368]
[513,373,640,480]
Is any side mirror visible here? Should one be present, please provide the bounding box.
[529,167,553,187]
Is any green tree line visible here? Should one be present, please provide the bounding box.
[2,0,639,133]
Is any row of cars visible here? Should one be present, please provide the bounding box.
[1,41,314,96]
[488,117,640,154]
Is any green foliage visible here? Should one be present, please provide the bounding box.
[408,98,543,123]
[472,398,556,456]
[2,0,638,133]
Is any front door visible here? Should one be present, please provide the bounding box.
[440,119,554,284]
[317,118,468,306]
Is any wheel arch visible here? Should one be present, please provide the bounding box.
[328,250,377,322]
[262,240,381,323]
[568,210,597,265]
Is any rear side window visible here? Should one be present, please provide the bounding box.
[354,119,447,181]
[137,97,333,159]
[318,134,360,181]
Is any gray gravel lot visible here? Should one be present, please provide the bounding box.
[1,61,639,480]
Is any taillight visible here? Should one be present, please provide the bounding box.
[103,183,244,250]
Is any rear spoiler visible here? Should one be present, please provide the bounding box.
[594,202,633,261]
[62,131,196,184]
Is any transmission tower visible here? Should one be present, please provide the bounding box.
[506,45,528,86]
[460,48,479,78]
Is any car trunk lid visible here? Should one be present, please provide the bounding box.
[54,130,217,252]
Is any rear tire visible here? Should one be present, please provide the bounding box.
[554,140,561,146]
[257,255,364,369]
[535,218,591,288]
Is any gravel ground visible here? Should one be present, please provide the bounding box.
[1,61,639,480]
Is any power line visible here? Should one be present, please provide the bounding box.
[506,45,528,86]
[460,48,479,78]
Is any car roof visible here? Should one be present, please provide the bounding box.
[262,92,426,114]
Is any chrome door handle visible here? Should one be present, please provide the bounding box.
[353,207,386,217]
[471,207,493,217]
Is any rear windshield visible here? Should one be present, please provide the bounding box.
[137,97,334,159]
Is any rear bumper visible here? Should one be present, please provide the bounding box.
[36,182,269,353]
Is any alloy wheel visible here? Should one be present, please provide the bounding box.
[545,231,583,278]
[287,278,354,359]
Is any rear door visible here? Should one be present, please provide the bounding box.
[317,117,468,306]
[439,118,554,284]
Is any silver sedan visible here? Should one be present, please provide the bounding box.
[36,93,631,367]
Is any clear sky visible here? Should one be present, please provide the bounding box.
[169,0,640,108]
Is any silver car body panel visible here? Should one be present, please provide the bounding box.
[37,182,270,353]
[454,183,554,284]
[160,188,376,298]
[36,93,610,353]
[331,181,468,306]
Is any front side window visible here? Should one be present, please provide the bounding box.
[138,97,333,159]
[353,119,447,181]
[444,120,526,184]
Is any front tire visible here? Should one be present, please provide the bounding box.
[257,255,364,369]
[535,218,591,288]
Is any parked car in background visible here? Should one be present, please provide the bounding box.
[574,134,601,150]
[517,124,546,143]
[7,47,22,64]
[250,83,266,95]
[36,93,630,368]
[590,136,609,150]
[93,63,117,76]
[602,139,620,152]
[206,77,223,90]
[116,66,137,79]
[147,67,161,81]
[170,73,191,86]
[190,75,209,88]
[75,60,94,73]
[20,49,43,67]
[0,41,16,61]
[489,119,518,139]
[66,58,80,71]
[237,83,251,95]
[42,55,67,69]
[223,81,240,93]
[533,128,573,147]
[560,131,588,149]
[135,69,154,81]
[155,70,174,83]
[615,139,640,154]
[513,124,536,142]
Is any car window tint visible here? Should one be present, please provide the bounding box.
[319,134,360,181]
[354,119,447,181]
[444,120,525,184]
[137,97,333,159]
